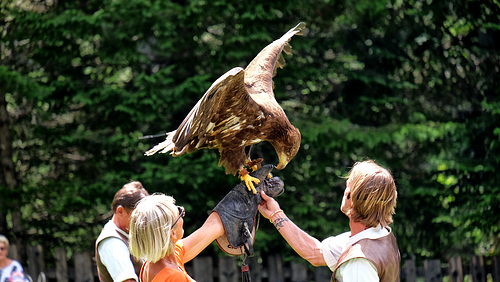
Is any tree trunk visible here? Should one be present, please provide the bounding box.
[0,92,9,235]
[0,91,27,264]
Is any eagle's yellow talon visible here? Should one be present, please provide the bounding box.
[240,173,259,194]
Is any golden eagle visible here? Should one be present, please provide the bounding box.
[145,23,304,193]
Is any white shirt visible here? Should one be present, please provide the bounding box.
[321,225,390,281]
[0,259,25,282]
[97,221,139,282]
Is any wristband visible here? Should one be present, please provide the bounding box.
[269,209,284,223]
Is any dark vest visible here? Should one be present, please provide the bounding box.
[95,222,143,282]
[332,231,400,282]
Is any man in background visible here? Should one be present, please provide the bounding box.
[95,181,149,282]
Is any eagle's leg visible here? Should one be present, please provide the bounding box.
[239,168,260,194]
[247,158,263,172]
[247,158,272,179]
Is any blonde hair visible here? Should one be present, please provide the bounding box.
[129,194,178,263]
[0,235,9,249]
[347,160,397,227]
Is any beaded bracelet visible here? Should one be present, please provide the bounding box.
[269,209,284,223]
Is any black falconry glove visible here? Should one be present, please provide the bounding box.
[213,164,284,256]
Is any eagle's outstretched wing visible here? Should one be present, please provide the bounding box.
[245,22,306,100]
[145,67,263,162]
[173,67,263,154]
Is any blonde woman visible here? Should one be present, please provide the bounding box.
[129,194,224,282]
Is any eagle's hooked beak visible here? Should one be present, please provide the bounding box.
[276,152,290,170]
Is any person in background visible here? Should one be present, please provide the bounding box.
[258,160,401,282]
[129,194,224,282]
[0,234,27,282]
[96,181,150,282]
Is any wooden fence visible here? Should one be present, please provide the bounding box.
[14,245,500,281]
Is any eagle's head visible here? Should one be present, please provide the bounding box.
[273,126,301,170]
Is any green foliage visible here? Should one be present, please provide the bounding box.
[1,0,499,268]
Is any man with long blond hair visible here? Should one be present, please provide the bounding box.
[258,160,400,282]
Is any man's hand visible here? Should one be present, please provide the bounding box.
[258,190,282,220]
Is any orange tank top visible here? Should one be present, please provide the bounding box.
[140,242,194,282]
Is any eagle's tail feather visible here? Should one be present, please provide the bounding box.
[144,131,176,156]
